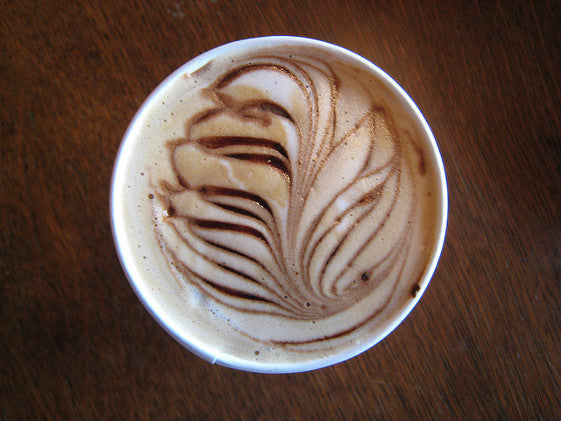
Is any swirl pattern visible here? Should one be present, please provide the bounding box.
[152,52,426,346]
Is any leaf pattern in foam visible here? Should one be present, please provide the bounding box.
[294,110,376,267]
[155,54,417,320]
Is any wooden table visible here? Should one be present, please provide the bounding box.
[2,1,560,418]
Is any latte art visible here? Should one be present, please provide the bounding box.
[149,51,433,349]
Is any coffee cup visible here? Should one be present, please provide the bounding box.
[110,36,448,373]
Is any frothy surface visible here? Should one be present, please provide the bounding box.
[113,41,443,369]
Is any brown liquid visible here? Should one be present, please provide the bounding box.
[119,43,441,364]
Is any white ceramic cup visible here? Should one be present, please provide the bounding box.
[110,36,448,373]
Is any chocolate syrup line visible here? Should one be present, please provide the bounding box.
[188,219,268,243]
[188,216,326,316]
[270,310,380,345]
[172,226,415,348]
[165,215,305,315]
[163,180,314,313]
[314,167,401,298]
[297,105,384,220]
[193,276,322,320]
[216,63,299,90]
[295,70,330,190]
[328,215,408,297]
[191,107,224,126]
[202,237,304,313]
[292,63,335,220]
[309,107,409,298]
[163,227,278,304]
[329,152,420,298]
[299,161,395,271]
[258,101,294,122]
[154,230,185,289]
[195,185,290,289]
[301,178,385,273]
[178,240,325,319]
[220,57,316,270]
[199,185,273,214]
[210,202,267,225]
[186,212,291,293]
[305,72,339,195]
[335,218,414,303]
[178,263,305,318]
[261,58,317,243]
[209,55,331,283]
[299,108,396,277]
[215,262,265,286]
[223,153,291,178]
[273,59,343,295]
[197,135,290,159]
[211,58,314,280]
[201,275,276,303]
[201,188,281,258]
[273,237,416,347]
[302,182,386,298]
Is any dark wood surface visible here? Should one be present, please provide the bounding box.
[2,0,560,418]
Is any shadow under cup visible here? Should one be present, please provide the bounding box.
[110,36,448,373]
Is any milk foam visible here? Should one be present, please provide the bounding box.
[113,39,444,370]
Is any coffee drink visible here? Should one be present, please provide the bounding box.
[112,37,446,372]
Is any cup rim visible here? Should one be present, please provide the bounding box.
[110,35,448,374]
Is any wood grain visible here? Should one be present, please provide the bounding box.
[1,0,560,418]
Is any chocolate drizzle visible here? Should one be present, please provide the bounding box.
[152,51,428,348]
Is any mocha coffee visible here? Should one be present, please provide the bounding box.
[112,38,445,371]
